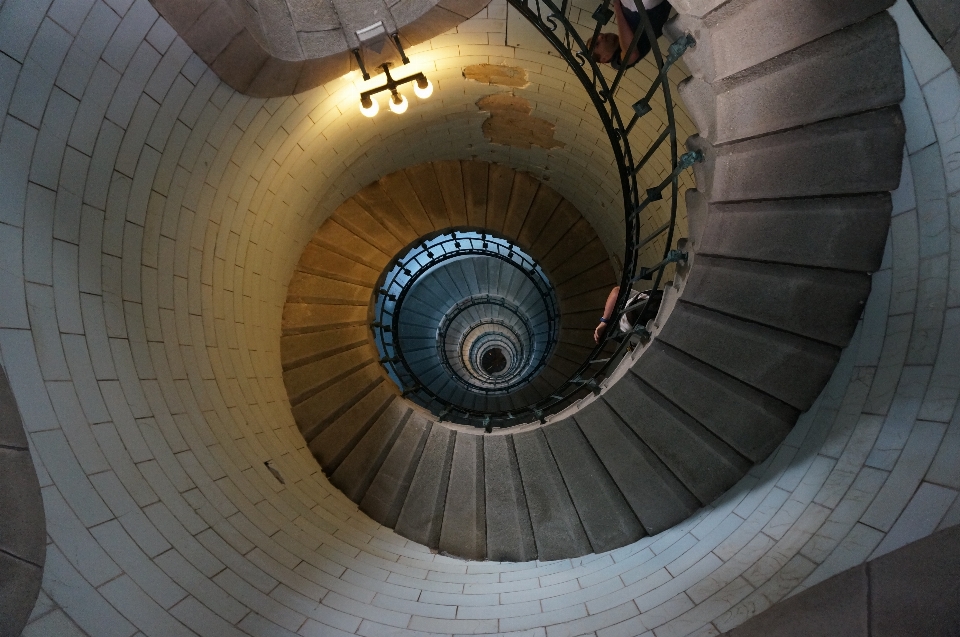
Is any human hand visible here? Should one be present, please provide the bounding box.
[594,321,608,344]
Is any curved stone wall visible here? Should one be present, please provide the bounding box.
[1,0,958,636]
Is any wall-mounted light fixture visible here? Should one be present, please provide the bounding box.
[352,23,431,118]
[359,64,431,117]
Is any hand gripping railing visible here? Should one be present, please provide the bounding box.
[374,1,701,428]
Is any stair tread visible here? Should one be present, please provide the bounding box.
[361,414,433,527]
[603,373,751,505]
[543,419,646,553]
[395,425,456,548]
[513,429,592,560]
[658,302,840,411]
[574,400,700,535]
[682,255,870,347]
[310,384,396,473]
[439,434,486,560]
[331,404,411,503]
[484,435,537,562]
[633,342,796,463]
[434,160,468,226]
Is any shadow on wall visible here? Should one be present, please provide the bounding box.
[721,525,960,636]
[0,364,46,637]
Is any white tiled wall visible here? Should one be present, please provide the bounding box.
[0,0,957,635]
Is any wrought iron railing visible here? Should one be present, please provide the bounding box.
[372,230,560,407]
[373,0,700,429]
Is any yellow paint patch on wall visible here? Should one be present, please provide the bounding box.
[462,63,530,87]
[477,93,565,149]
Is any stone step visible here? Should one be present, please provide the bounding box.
[332,199,406,257]
[517,184,563,251]
[352,182,420,246]
[280,325,369,372]
[513,429,593,560]
[435,160,469,226]
[560,287,613,317]
[529,199,582,260]
[633,342,796,463]
[484,162,514,234]
[311,219,393,270]
[551,240,612,287]
[679,13,903,146]
[542,419,647,553]
[394,425,456,549]
[691,192,892,273]
[360,413,433,527]
[667,0,895,83]
[298,242,381,285]
[463,161,490,227]
[293,364,383,440]
[574,400,701,535]
[556,263,617,302]
[501,171,541,239]
[689,106,905,204]
[439,434,487,560]
[281,302,368,334]
[602,372,751,505]
[405,163,453,231]
[681,255,870,347]
[285,272,372,305]
[657,302,840,411]
[330,404,411,503]
[283,345,376,406]
[309,383,397,473]
[483,435,537,562]
[380,170,437,237]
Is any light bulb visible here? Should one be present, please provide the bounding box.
[414,78,433,99]
[359,96,379,117]
[388,93,408,114]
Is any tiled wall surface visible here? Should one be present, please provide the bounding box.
[0,0,957,635]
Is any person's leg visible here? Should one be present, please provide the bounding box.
[648,1,672,38]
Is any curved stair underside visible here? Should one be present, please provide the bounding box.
[284,1,904,562]
[148,0,491,96]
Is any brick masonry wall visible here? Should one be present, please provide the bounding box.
[0,0,956,636]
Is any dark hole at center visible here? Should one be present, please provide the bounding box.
[480,347,507,375]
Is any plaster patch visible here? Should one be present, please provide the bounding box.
[463,63,530,88]
[477,94,565,150]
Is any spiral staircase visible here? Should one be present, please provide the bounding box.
[8,0,960,633]
[273,0,906,563]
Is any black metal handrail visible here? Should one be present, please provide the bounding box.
[372,230,560,407]
[373,1,700,427]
